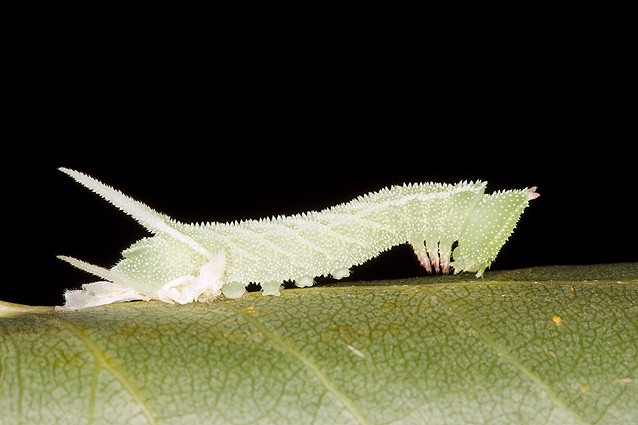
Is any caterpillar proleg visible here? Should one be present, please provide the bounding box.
[57,168,539,310]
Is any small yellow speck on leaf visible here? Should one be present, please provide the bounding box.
[245,306,255,313]
[552,315,562,325]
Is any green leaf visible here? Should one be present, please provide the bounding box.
[1,263,637,425]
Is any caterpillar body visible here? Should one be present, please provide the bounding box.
[57,168,539,310]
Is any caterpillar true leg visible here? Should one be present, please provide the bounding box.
[411,241,433,273]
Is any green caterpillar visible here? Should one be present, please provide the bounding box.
[58,168,538,310]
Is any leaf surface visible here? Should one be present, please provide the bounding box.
[1,263,637,425]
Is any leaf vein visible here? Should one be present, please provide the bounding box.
[234,306,371,425]
[436,293,588,425]
[53,316,158,425]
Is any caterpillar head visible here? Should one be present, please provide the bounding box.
[452,187,539,277]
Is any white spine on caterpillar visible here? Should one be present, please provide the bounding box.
[57,168,538,310]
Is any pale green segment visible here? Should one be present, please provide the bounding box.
[112,236,203,297]
[418,186,488,265]
[452,188,532,276]
[1,268,637,424]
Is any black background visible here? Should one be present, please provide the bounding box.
[3,19,636,306]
